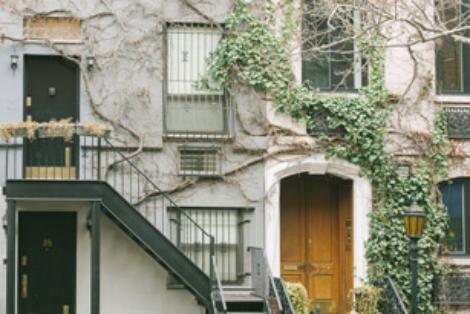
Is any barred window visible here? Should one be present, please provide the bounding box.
[179,147,221,177]
[24,17,81,42]
[172,208,243,283]
[164,23,231,137]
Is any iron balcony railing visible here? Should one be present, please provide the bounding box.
[1,133,217,278]
[433,272,470,305]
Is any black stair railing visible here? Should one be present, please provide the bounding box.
[274,277,295,314]
[376,277,408,314]
[3,134,216,278]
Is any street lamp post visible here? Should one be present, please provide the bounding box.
[403,198,426,314]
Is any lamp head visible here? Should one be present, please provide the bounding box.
[10,55,19,72]
[404,198,426,239]
[86,55,95,72]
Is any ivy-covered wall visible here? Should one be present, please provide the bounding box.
[204,1,455,312]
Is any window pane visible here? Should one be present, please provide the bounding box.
[440,182,465,254]
[301,4,365,90]
[436,1,464,93]
[331,41,355,89]
[166,96,225,134]
[437,38,463,92]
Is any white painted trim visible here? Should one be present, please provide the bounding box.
[264,154,372,289]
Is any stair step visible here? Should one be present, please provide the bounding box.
[224,294,263,302]
[222,286,254,292]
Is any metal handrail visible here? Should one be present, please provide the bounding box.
[103,139,212,238]
[2,134,216,278]
[388,278,408,314]
[274,277,295,314]
[250,247,283,312]
[376,277,408,314]
[211,255,227,313]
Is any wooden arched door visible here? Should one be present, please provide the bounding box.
[280,174,353,313]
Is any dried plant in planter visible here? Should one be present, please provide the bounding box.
[41,118,75,142]
[0,120,111,143]
[76,122,111,137]
[0,121,40,143]
[351,285,382,314]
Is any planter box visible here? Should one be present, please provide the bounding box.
[75,125,111,138]
[37,126,75,139]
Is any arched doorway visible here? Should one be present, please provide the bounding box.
[280,174,353,313]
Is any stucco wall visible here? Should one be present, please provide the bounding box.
[0,0,266,311]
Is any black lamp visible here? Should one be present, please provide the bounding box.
[404,198,426,314]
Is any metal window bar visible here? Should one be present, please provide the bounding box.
[179,146,221,177]
[164,23,232,138]
[171,208,240,283]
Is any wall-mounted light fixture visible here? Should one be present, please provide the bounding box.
[10,55,19,72]
[86,55,95,72]
[2,214,7,232]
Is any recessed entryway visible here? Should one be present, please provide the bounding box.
[280,174,353,313]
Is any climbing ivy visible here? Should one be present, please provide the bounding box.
[206,1,451,312]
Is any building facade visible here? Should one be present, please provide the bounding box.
[0,0,469,313]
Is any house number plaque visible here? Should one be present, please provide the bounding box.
[43,238,53,251]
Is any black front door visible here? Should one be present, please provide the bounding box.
[24,56,79,178]
[18,212,77,314]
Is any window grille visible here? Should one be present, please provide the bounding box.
[24,17,82,42]
[164,23,231,137]
[174,208,242,283]
[179,147,221,177]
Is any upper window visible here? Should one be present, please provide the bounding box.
[301,1,368,91]
[24,17,82,42]
[439,179,470,256]
[164,24,231,137]
[436,1,470,94]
